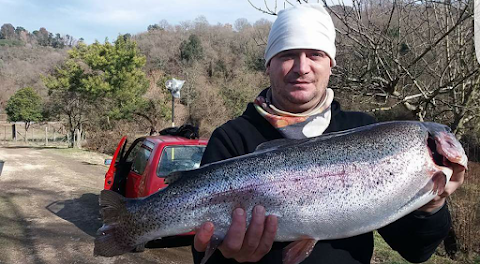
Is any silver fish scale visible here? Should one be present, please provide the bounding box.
[124,122,440,243]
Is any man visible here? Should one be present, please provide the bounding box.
[192,3,465,264]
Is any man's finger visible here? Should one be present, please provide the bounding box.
[194,222,214,252]
[235,206,267,261]
[219,208,247,258]
[252,215,278,261]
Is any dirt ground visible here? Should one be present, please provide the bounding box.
[0,146,193,264]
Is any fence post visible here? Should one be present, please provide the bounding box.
[12,124,16,141]
[45,126,48,146]
[53,125,56,142]
[32,127,34,143]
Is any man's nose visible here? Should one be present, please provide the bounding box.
[293,53,310,75]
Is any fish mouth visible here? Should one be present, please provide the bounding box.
[426,132,461,194]
[427,136,448,168]
[426,129,468,170]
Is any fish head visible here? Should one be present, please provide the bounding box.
[421,122,468,194]
[422,122,468,170]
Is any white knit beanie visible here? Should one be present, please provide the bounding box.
[264,3,336,67]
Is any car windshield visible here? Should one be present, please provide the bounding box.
[157,145,206,177]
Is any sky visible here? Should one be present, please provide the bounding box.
[0,0,287,44]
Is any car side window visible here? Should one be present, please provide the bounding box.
[131,146,152,175]
[157,146,206,177]
[124,139,153,175]
[125,139,143,163]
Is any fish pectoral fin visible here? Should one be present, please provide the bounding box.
[282,238,318,264]
[431,171,448,195]
[200,234,223,264]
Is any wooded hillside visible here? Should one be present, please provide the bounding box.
[0,0,478,151]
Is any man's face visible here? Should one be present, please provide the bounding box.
[267,49,332,113]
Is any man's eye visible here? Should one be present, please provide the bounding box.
[280,53,294,59]
[311,52,326,58]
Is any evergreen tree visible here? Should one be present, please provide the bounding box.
[5,87,43,140]
[43,35,149,147]
[180,34,204,62]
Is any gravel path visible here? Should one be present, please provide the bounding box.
[0,146,193,264]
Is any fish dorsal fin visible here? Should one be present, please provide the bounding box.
[255,138,310,152]
[164,171,183,184]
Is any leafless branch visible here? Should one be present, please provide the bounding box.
[247,0,278,15]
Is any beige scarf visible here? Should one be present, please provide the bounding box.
[254,88,334,139]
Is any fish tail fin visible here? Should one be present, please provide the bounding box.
[94,190,135,257]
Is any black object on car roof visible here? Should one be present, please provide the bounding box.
[159,124,199,139]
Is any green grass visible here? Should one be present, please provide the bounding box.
[51,147,110,165]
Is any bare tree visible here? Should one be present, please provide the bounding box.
[246,0,479,141]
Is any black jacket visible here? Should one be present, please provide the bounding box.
[193,99,451,264]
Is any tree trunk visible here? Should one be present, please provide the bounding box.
[76,128,82,149]
[70,129,75,148]
[24,123,27,142]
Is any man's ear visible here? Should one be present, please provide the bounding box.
[329,58,333,74]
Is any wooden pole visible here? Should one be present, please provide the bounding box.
[45,126,48,146]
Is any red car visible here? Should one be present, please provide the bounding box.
[105,135,207,198]
[104,132,207,249]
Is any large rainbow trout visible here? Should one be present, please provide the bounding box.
[94,121,467,264]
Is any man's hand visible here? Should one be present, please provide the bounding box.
[418,163,466,213]
[194,205,278,263]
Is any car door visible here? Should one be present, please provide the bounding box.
[125,140,154,198]
[110,137,144,196]
[104,136,127,191]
